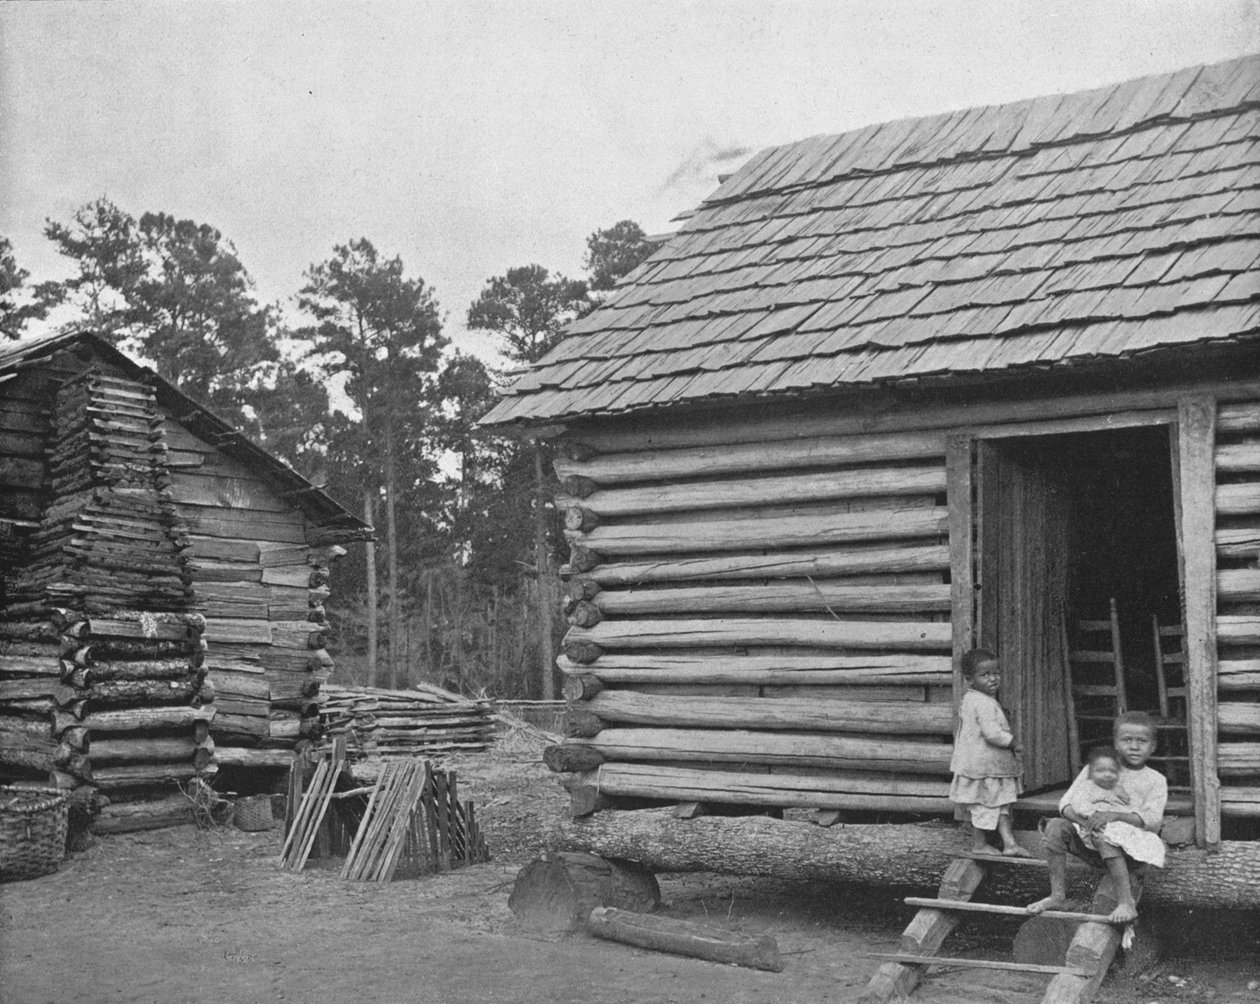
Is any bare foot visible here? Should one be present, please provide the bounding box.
[1002,845,1033,858]
[1108,902,1138,924]
[1027,896,1067,915]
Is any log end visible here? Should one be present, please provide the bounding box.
[509,852,659,933]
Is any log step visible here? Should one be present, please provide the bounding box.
[861,952,1091,977]
[954,851,1049,868]
[903,898,1117,924]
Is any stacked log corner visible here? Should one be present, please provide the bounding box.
[1214,401,1260,822]
[547,429,957,818]
[163,414,345,761]
[0,368,216,833]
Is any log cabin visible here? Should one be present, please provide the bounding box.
[0,331,369,832]
[482,54,1260,909]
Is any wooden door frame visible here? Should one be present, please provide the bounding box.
[947,406,1220,848]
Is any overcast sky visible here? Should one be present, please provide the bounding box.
[2,1,1256,361]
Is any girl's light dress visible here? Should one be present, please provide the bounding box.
[949,689,1021,829]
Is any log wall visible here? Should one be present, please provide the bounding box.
[1214,401,1260,821]
[550,427,956,816]
[546,386,1260,830]
[164,421,339,752]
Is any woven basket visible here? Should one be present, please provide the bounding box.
[234,794,275,832]
[0,786,69,883]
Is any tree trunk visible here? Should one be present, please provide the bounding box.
[384,423,403,691]
[534,441,556,700]
[508,850,659,932]
[587,906,783,972]
[364,490,379,687]
[546,810,1260,910]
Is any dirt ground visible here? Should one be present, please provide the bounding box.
[2,739,1258,1004]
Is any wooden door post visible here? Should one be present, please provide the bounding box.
[1176,395,1221,849]
[946,435,975,709]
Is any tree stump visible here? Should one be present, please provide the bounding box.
[509,851,660,933]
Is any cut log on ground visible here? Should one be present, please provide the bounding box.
[546,810,1260,910]
[508,851,660,933]
[587,906,783,972]
[91,793,195,834]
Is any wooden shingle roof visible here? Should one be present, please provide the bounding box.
[483,54,1260,428]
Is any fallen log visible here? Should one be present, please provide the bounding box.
[91,794,194,834]
[509,851,660,933]
[587,906,783,972]
[546,810,1260,909]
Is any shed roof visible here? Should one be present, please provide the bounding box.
[483,54,1260,429]
[0,331,369,539]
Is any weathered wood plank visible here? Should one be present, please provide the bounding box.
[946,435,974,711]
[1177,394,1220,847]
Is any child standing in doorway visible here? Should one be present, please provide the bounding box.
[949,648,1031,857]
[1028,711,1168,922]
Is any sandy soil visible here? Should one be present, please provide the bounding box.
[2,741,1257,1004]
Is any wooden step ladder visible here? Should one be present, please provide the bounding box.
[860,852,1139,1004]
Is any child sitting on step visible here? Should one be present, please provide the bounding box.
[1065,745,1167,868]
[949,649,1031,857]
[1028,711,1168,923]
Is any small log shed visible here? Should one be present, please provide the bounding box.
[0,331,370,832]
[481,55,1260,907]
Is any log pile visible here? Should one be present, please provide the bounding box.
[0,370,215,832]
[319,684,495,760]
[281,746,489,880]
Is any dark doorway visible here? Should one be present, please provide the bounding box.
[977,425,1181,791]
